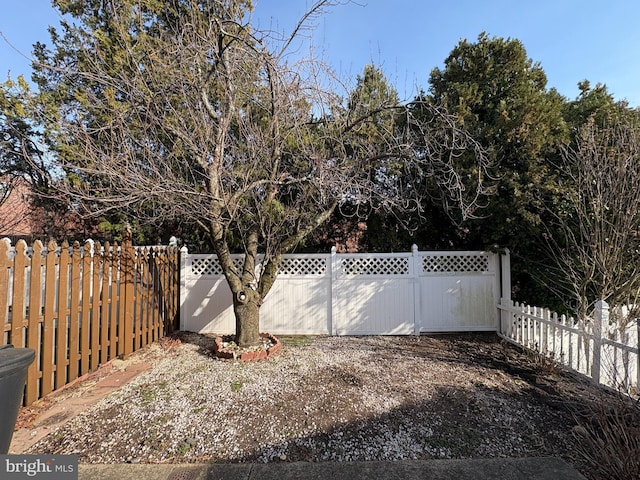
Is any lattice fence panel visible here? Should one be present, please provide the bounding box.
[190,257,244,276]
[421,254,489,274]
[341,256,409,276]
[279,257,327,276]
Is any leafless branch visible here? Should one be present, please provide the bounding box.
[543,116,640,318]
[40,0,493,344]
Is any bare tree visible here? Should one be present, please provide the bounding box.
[35,0,492,345]
[543,115,640,321]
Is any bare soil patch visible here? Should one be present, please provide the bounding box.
[19,333,611,478]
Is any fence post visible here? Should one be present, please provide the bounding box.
[41,240,57,398]
[179,246,189,331]
[330,246,337,336]
[592,300,608,385]
[68,242,81,381]
[25,241,44,404]
[90,241,102,371]
[11,241,27,350]
[80,240,92,374]
[56,241,71,389]
[121,233,135,359]
[100,242,112,363]
[0,239,9,341]
[169,245,179,333]
[499,249,511,336]
[637,317,640,395]
[86,238,94,256]
[412,244,421,336]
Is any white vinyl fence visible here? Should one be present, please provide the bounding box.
[499,299,640,395]
[180,245,503,336]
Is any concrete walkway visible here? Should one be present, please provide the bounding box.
[79,457,587,480]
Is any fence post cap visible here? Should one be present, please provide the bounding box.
[411,244,418,253]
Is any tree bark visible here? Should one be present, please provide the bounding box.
[233,289,261,347]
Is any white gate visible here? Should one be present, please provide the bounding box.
[417,251,500,332]
[180,247,505,335]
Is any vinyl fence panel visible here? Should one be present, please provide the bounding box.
[418,252,500,332]
[180,247,502,337]
[332,252,415,335]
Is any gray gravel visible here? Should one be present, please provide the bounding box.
[28,333,597,473]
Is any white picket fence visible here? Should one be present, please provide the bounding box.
[498,299,640,395]
[180,245,503,336]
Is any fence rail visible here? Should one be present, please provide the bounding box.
[1,236,180,405]
[499,299,640,395]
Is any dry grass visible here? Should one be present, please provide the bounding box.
[572,393,640,480]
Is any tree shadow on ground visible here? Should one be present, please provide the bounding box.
[178,332,614,477]
[154,331,619,479]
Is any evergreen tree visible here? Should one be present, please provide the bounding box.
[424,33,568,305]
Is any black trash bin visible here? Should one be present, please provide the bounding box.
[0,344,35,454]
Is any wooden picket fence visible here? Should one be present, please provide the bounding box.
[0,235,180,405]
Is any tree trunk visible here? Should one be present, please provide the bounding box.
[233,290,261,347]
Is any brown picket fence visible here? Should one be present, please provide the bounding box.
[0,234,180,405]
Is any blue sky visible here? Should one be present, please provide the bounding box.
[1,1,639,106]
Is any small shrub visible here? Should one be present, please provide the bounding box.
[572,393,640,480]
[176,442,191,456]
[527,349,562,375]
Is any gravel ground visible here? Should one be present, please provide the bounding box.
[27,332,606,477]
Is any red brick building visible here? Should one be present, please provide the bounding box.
[0,176,36,240]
